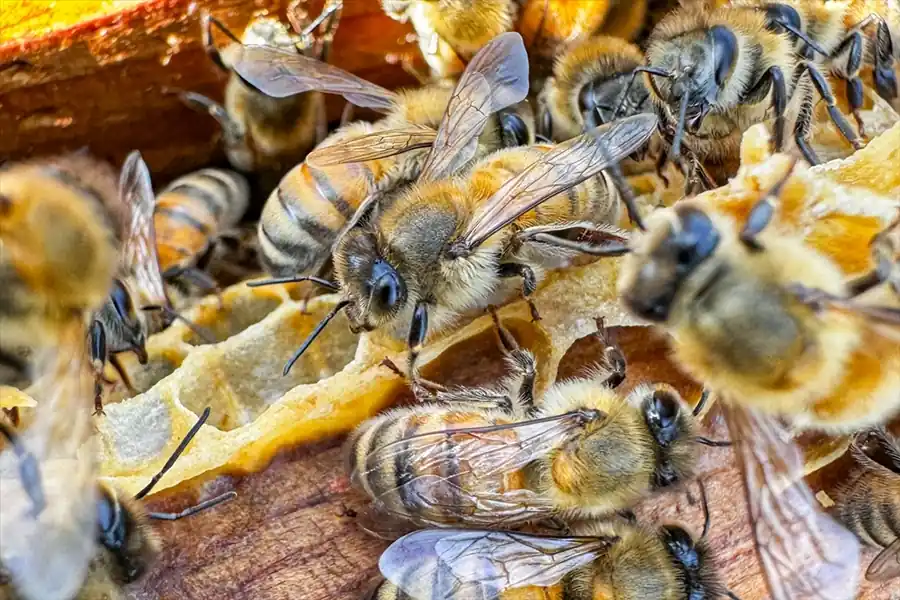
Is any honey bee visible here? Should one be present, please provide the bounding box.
[0,153,122,385]
[90,152,171,416]
[0,340,234,600]
[594,160,900,598]
[154,167,251,294]
[348,315,727,531]
[274,109,656,377]
[372,481,736,599]
[737,0,898,137]
[179,0,342,185]
[829,428,900,582]
[233,32,534,278]
[637,3,861,181]
[380,0,518,81]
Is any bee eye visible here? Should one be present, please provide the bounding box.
[500,112,530,147]
[110,280,133,322]
[673,207,719,273]
[644,389,683,448]
[368,259,406,312]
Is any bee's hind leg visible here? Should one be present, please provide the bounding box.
[498,262,541,322]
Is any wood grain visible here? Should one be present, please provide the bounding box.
[133,327,896,600]
[0,0,419,182]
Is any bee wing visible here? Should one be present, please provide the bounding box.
[418,32,529,183]
[354,411,595,527]
[230,45,398,111]
[379,528,615,599]
[306,126,438,167]
[0,335,97,600]
[866,537,900,582]
[119,151,168,314]
[458,114,658,251]
[725,404,861,600]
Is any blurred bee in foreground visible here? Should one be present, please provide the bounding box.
[89,152,171,416]
[0,153,121,386]
[231,32,534,279]
[0,340,234,600]
[829,428,900,582]
[153,167,251,296]
[348,315,728,533]
[634,3,861,184]
[180,1,343,189]
[585,158,900,598]
[371,481,738,599]
[739,0,898,136]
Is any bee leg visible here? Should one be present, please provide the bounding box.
[340,101,355,127]
[200,12,241,73]
[177,91,246,150]
[498,263,540,321]
[745,66,787,151]
[873,19,898,102]
[830,27,867,137]
[488,309,537,414]
[793,104,820,167]
[398,52,431,86]
[594,317,626,389]
[90,320,109,416]
[405,300,434,398]
[110,354,138,396]
[654,151,670,188]
[739,158,797,251]
[0,421,46,517]
[798,61,863,149]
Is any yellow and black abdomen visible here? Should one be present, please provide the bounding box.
[347,408,530,527]
[154,169,249,274]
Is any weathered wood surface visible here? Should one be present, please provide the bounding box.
[0,0,418,181]
[133,327,896,600]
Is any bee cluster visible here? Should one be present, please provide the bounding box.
[0,0,899,598]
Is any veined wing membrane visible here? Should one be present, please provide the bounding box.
[119,151,168,316]
[231,45,398,111]
[458,114,658,251]
[306,126,438,167]
[355,411,598,527]
[418,32,529,182]
[866,537,900,581]
[726,404,861,600]
[380,528,616,600]
[0,336,97,600]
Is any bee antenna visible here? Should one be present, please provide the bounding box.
[669,91,690,160]
[593,135,646,231]
[283,300,351,376]
[142,305,215,344]
[692,389,710,417]
[613,66,672,120]
[147,490,237,521]
[724,591,743,600]
[697,479,710,540]
[694,436,732,447]
[247,275,340,291]
[134,407,212,500]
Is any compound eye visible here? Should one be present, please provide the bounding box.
[652,390,679,428]
[110,280,134,322]
[368,259,406,312]
[500,112,530,147]
[674,207,719,273]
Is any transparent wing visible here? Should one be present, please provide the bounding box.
[0,331,97,600]
[119,151,168,315]
[418,32,530,183]
[355,411,599,527]
[458,114,658,250]
[866,537,900,582]
[231,45,398,111]
[726,404,861,600]
[306,126,438,167]
[379,528,615,599]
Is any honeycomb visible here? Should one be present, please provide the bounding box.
[75,121,900,501]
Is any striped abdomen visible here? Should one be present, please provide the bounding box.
[347,409,530,526]
[257,157,388,276]
[833,463,900,549]
[154,169,249,273]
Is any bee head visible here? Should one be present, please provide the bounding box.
[639,386,697,488]
[660,525,720,600]
[579,72,651,127]
[336,229,408,330]
[620,205,720,323]
[96,485,159,584]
